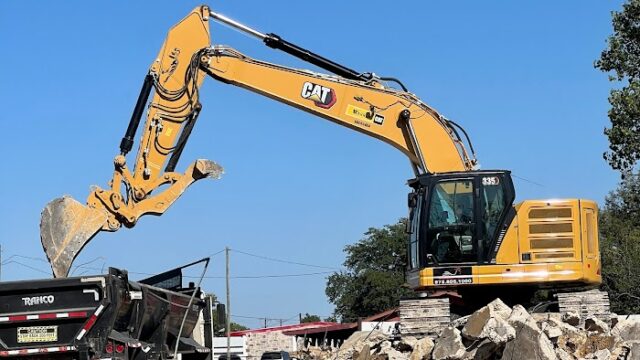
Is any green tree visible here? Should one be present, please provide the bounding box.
[324,315,338,323]
[229,322,249,332]
[300,313,321,323]
[599,174,640,314]
[325,219,413,322]
[596,0,640,314]
[207,295,250,333]
[595,0,640,172]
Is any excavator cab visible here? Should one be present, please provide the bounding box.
[407,170,515,273]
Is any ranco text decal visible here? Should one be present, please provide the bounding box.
[22,295,55,306]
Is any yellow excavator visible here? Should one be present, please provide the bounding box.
[40,6,605,319]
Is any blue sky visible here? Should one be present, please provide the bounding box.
[0,1,624,327]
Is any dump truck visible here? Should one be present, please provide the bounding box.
[0,261,211,359]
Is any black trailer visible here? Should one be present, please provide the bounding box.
[0,262,211,359]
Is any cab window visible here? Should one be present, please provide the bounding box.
[408,193,422,270]
[481,177,507,256]
[426,179,476,264]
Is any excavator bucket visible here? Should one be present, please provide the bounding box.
[40,196,107,278]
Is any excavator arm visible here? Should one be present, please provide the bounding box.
[40,6,476,277]
[40,6,223,278]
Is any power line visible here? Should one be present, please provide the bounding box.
[3,261,51,275]
[512,174,545,188]
[232,314,295,322]
[182,270,334,279]
[1,254,49,264]
[231,248,339,270]
[283,314,300,323]
[226,271,333,279]
[179,271,333,279]
[232,312,326,328]
[208,249,226,257]
[50,264,331,280]
[0,250,336,279]
[70,256,106,276]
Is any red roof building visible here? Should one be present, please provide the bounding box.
[225,308,400,351]
[282,308,399,339]
[229,321,338,337]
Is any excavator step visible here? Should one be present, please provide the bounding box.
[399,298,450,337]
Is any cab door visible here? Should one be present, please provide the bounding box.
[421,177,479,265]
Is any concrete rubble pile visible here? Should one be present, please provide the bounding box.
[293,299,640,360]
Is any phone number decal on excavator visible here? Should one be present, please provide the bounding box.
[433,267,473,285]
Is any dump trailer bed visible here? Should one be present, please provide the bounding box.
[0,267,210,359]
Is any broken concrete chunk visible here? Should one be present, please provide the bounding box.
[462,301,515,344]
[356,345,372,360]
[507,305,539,329]
[397,336,418,352]
[583,348,610,360]
[555,347,574,360]
[336,331,387,360]
[556,332,586,358]
[627,341,640,360]
[462,339,499,360]
[451,315,471,329]
[501,305,556,360]
[501,329,556,360]
[489,316,517,344]
[508,304,529,319]
[609,341,627,360]
[584,316,609,334]
[432,327,466,360]
[579,335,616,359]
[562,311,581,327]
[547,318,583,338]
[486,298,512,320]
[612,319,640,341]
[409,337,434,360]
[592,349,610,360]
[544,326,563,339]
[382,347,409,360]
[532,312,563,324]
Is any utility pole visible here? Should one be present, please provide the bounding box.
[264,318,267,328]
[225,247,231,360]
[299,313,302,324]
[0,244,3,281]
[203,295,214,351]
